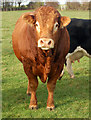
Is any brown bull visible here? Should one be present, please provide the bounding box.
[12,6,71,110]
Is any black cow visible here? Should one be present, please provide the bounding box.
[63,18,91,78]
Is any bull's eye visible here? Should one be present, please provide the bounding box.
[53,22,59,33]
[35,21,40,33]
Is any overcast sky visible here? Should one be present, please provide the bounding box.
[20,0,91,5]
[2,0,91,5]
[2,0,91,2]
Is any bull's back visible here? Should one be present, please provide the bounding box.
[12,13,30,62]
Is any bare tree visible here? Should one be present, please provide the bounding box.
[18,0,22,8]
[27,2,44,9]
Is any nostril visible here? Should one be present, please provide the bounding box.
[48,41,51,45]
[40,40,44,44]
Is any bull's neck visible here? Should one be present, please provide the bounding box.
[37,48,55,65]
[36,48,56,83]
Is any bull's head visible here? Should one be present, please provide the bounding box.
[22,6,71,51]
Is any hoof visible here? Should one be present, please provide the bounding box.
[27,93,31,96]
[26,91,31,96]
[29,105,38,110]
[46,106,55,111]
[70,75,75,79]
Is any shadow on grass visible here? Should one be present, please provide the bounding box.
[2,74,89,111]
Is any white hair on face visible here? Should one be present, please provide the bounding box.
[36,21,40,33]
[53,22,59,34]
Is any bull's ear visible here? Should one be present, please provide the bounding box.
[22,13,35,24]
[60,16,71,28]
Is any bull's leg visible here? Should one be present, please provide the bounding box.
[28,76,38,109]
[66,58,74,78]
[23,63,38,109]
[47,74,60,110]
[47,79,56,110]
[46,62,64,111]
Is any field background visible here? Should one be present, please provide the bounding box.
[2,10,89,118]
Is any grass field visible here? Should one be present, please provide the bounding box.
[2,9,89,118]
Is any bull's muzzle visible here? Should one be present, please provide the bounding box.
[38,38,54,50]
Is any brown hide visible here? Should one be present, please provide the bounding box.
[12,6,70,83]
[12,6,70,110]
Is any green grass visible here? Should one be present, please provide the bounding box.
[2,10,89,118]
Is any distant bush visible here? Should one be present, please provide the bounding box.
[67,2,81,10]
[67,2,90,10]
[81,2,89,10]
[1,2,91,11]
[45,2,60,9]
[26,2,44,9]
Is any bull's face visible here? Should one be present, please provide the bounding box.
[23,6,71,51]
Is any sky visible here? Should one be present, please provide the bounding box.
[1,0,91,6]
[20,0,91,5]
